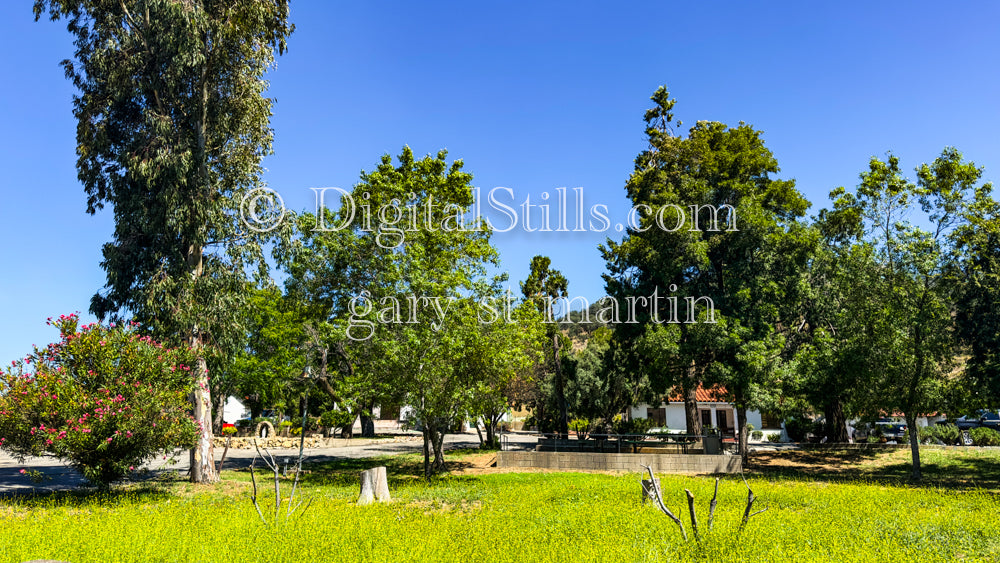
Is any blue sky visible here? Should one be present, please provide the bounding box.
[2,2,999,364]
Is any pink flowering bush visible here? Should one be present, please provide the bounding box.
[0,314,198,486]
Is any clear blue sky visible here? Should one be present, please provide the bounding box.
[2,2,999,364]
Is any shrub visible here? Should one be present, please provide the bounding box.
[279,420,293,428]
[783,416,813,442]
[320,409,355,430]
[751,430,764,441]
[222,426,237,436]
[0,314,198,486]
[613,416,654,435]
[934,424,960,445]
[970,427,1000,447]
[767,433,782,443]
[569,418,591,439]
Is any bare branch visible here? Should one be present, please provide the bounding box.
[248,455,266,524]
[640,465,687,541]
[685,489,700,543]
[707,477,719,531]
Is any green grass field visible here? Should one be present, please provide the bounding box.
[2,448,999,562]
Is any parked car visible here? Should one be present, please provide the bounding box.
[854,418,907,442]
[955,410,1000,445]
[955,410,1000,431]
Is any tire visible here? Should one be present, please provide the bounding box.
[962,430,974,446]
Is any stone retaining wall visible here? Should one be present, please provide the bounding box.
[497,451,742,474]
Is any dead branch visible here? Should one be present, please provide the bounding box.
[217,436,230,474]
[640,465,687,541]
[708,477,719,531]
[685,489,699,542]
[248,454,266,524]
[738,470,766,532]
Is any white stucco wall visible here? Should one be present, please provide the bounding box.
[632,402,762,434]
[223,396,248,424]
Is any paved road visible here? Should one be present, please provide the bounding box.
[0,432,539,493]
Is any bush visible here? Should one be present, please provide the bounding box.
[320,409,355,430]
[569,418,591,438]
[0,314,198,486]
[613,416,654,435]
[783,416,813,442]
[751,430,764,441]
[970,427,1000,446]
[767,433,782,443]
[934,424,960,445]
[222,426,237,436]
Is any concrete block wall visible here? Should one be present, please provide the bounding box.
[496,451,742,474]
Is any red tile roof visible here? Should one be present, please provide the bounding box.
[667,384,728,403]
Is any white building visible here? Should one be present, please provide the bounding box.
[222,396,249,424]
[630,385,785,441]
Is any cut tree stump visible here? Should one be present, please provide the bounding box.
[358,466,391,505]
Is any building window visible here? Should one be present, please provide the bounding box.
[701,409,712,428]
[760,411,781,429]
[646,407,666,427]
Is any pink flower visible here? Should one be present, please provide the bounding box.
[19,469,25,474]
[106,437,113,443]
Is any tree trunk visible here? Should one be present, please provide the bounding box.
[824,399,849,442]
[422,426,431,479]
[906,411,921,480]
[474,420,485,447]
[212,391,226,434]
[360,401,375,438]
[553,334,569,439]
[682,367,702,436]
[190,355,217,483]
[340,411,356,439]
[485,411,503,448]
[736,404,749,467]
[432,426,447,472]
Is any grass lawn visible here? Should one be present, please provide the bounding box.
[1,447,999,562]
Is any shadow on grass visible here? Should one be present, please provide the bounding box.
[749,447,1000,490]
[224,447,491,490]
[0,482,175,507]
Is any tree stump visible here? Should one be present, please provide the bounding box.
[641,477,661,504]
[358,466,391,505]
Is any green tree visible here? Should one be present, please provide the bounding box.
[521,256,571,438]
[284,147,499,477]
[602,86,809,449]
[828,149,987,479]
[464,301,546,449]
[953,182,1000,405]
[34,0,293,483]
